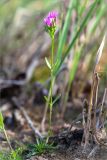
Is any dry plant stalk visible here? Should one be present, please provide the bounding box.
[84,35,106,148]
[84,71,99,148]
[98,88,107,129]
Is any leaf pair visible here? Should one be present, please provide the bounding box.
[44,94,61,106]
[45,57,60,74]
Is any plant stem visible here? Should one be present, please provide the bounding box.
[51,37,54,68]
[3,128,13,151]
[49,36,54,133]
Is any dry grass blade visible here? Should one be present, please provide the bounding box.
[95,34,106,68]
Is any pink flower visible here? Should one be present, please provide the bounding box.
[44,11,58,27]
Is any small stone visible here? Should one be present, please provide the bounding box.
[51,153,56,157]
[38,156,48,160]
[74,158,81,160]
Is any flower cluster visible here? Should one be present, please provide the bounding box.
[44,11,58,37]
[44,11,58,27]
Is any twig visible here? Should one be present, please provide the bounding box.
[0,79,25,85]
[87,145,99,159]
[12,97,43,139]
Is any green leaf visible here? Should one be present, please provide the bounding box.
[44,96,49,103]
[54,0,98,77]
[56,0,74,61]
[45,57,51,69]
[63,0,98,62]
[53,59,60,75]
[0,112,4,131]
[89,4,106,34]
[52,94,61,105]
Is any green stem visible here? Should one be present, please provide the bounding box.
[49,36,54,133]
[3,128,13,151]
[51,37,54,68]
